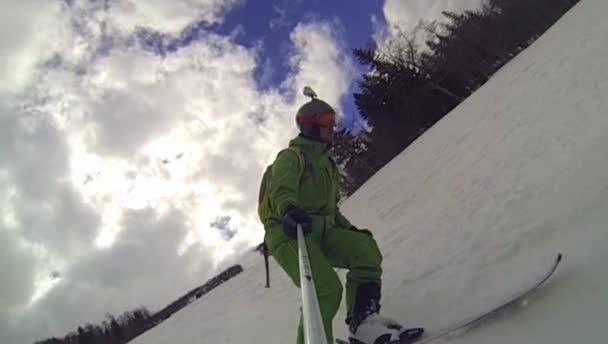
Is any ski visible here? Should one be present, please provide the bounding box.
[336,253,562,344]
[336,335,422,344]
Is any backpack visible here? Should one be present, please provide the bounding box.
[257,147,308,224]
[257,147,308,288]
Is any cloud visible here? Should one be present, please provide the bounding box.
[107,0,242,35]
[285,21,358,119]
[0,226,38,310]
[0,98,100,254]
[0,1,64,94]
[381,0,484,35]
[0,0,241,96]
[0,95,103,343]
[0,1,358,343]
[269,0,303,30]
[257,57,277,89]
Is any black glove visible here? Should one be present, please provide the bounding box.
[281,206,312,239]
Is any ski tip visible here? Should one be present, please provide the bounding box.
[556,253,563,263]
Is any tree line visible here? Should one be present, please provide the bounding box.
[34,265,243,344]
[334,0,580,195]
[34,308,152,344]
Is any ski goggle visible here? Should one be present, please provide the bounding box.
[296,112,336,129]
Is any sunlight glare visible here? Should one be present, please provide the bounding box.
[95,228,116,248]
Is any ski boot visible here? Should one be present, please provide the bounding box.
[347,283,424,344]
[348,313,424,344]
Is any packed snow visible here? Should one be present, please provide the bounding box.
[131,0,608,343]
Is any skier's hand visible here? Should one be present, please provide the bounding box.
[281,206,312,239]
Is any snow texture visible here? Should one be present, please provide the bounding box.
[131,0,608,343]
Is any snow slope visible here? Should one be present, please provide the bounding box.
[131,0,608,343]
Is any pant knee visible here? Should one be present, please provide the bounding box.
[369,242,382,268]
[359,237,383,271]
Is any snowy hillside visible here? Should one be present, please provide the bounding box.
[131,0,608,343]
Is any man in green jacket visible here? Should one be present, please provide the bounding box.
[263,88,423,344]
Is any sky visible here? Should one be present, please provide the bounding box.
[0,0,482,342]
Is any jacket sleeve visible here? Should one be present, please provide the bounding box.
[269,149,300,217]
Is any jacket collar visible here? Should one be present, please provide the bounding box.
[289,135,331,157]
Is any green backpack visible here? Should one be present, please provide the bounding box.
[257,147,308,224]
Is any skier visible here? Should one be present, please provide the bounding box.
[259,87,424,344]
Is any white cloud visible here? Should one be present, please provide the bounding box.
[108,0,242,35]
[0,223,38,310]
[0,0,241,96]
[0,1,64,94]
[381,0,484,35]
[0,1,357,342]
[285,21,358,120]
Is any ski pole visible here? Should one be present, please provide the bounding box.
[297,223,328,344]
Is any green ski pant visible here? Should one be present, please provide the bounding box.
[265,224,383,344]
